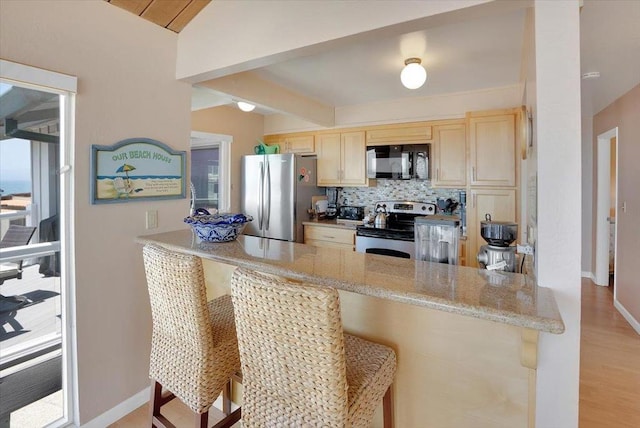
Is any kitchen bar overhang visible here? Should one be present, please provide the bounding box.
[136,230,563,335]
[136,230,564,427]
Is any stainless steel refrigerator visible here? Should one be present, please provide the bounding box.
[241,154,324,243]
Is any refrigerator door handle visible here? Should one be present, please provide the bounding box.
[265,159,272,230]
[258,161,264,230]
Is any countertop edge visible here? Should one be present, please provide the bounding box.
[136,233,564,335]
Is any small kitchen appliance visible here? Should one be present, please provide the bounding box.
[366,144,430,180]
[458,191,467,235]
[326,187,339,219]
[476,214,518,272]
[338,206,365,221]
[355,201,436,259]
[415,215,460,265]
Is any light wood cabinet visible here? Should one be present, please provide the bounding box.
[263,134,315,154]
[466,188,517,267]
[468,113,516,187]
[459,239,467,266]
[317,131,367,186]
[304,224,355,251]
[366,125,432,145]
[432,123,466,187]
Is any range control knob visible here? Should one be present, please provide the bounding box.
[421,204,435,214]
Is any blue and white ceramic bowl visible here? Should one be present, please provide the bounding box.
[184,209,253,242]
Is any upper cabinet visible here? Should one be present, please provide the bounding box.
[432,122,466,187]
[366,124,432,145]
[468,111,516,187]
[263,133,315,154]
[317,131,367,186]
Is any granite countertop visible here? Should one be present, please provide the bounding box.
[136,230,564,334]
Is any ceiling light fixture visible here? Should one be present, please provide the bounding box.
[237,101,256,112]
[400,57,427,90]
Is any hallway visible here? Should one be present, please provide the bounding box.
[579,278,640,427]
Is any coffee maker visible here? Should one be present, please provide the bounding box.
[476,214,518,272]
[325,187,338,219]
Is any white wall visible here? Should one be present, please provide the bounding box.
[534,2,582,427]
[0,1,192,424]
[177,0,492,82]
[264,84,522,134]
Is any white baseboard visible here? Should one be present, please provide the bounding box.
[81,386,149,428]
[79,386,238,427]
[581,271,597,283]
[614,299,640,336]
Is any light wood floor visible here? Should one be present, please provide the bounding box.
[112,278,640,427]
[579,278,640,428]
[109,396,239,428]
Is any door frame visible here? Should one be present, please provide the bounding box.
[0,59,77,426]
[190,131,232,212]
[595,127,618,288]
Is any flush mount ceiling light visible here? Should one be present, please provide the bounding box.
[237,101,256,112]
[400,57,427,90]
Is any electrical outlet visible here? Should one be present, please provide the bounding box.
[146,210,158,229]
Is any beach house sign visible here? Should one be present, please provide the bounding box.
[91,138,186,204]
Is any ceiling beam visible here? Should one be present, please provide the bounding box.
[198,72,335,128]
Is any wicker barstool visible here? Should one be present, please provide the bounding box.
[230,267,397,427]
[142,244,241,428]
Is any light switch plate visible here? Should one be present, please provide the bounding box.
[146,210,158,229]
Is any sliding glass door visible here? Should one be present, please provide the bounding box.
[0,62,75,427]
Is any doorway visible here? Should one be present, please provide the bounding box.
[595,127,618,290]
[190,131,232,213]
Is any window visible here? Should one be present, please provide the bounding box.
[190,132,231,213]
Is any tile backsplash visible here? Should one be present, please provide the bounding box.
[333,180,464,214]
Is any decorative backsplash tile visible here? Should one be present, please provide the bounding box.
[331,180,465,214]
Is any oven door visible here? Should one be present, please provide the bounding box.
[355,235,415,259]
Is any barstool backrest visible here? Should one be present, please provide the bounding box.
[142,244,215,411]
[231,267,349,426]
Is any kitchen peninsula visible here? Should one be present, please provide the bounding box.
[137,230,563,428]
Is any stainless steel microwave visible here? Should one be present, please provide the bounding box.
[366,144,430,180]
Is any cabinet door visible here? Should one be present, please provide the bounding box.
[433,124,466,187]
[284,135,315,154]
[340,131,367,186]
[366,125,432,145]
[469,114,516,187]
[317,133,342,186]
[467,188,517,267]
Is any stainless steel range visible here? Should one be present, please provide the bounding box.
[355,201,436,259]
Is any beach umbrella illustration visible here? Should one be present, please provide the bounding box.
[116,163,136,178]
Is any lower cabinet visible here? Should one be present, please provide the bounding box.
[304,225,356,251]
[459,239,467,267]
[466,188,517,268]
